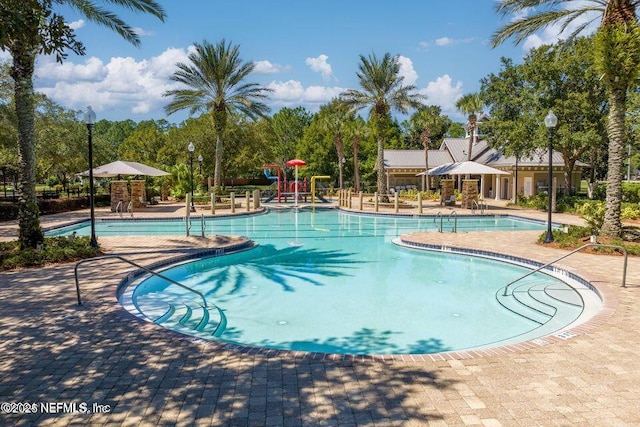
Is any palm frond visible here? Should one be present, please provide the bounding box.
[64,0,165,46]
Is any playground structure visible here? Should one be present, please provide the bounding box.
[262,163,331,204]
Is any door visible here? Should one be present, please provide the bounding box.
[524,177,533,197]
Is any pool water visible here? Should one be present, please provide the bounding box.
[115,210,599,355]
[49,210,550,237]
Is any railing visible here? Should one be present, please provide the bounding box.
[502,243,628,296]
[74,255,208,308]
[434,211,457,233]
[448,211,457,233]
[185,214,206,237]
[115,201,133,218]
[434,211,443,232]
[471,199,486,215]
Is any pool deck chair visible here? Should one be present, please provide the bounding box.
[443,195,456,207]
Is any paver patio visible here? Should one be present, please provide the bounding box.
[0,200,639,426]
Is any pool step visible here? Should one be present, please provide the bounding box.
[133,291,226,337]
[497,280,584,327]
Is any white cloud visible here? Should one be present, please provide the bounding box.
[435,37,454,47]
[253,60,291,74]
[68,20,85,30]
[34,47,190,118]
[419,37,475,50]
[419,74,464,118]
[133,27,155,37]
[305,54,334,81]
[267,79,345,108]
[397,55,418,86]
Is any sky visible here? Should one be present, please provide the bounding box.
[4,0,592,124]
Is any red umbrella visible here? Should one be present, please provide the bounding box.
[286,159,306,167]
[286,159,306,206]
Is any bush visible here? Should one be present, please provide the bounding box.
[575,200,605,231]
[0,236,101,270]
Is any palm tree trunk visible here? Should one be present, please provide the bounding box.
[467,127,474,161]
[353,136,360,192]
[212,110,227,192]
[601,87,627,238]
[11,46,43,249]
[213,132,223,191]
[376,134,387,202]
[335,136,344,189]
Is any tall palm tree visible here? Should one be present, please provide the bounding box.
[455,93,484,161]
[345,116,369,192]
[0,0,166,249]
[492,0,640,238]
[408,106,450,191]
[318,100,351,189]
[164,39,272,191]
[341,53,424,201]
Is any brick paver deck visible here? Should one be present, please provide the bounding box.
[1,200,639,426]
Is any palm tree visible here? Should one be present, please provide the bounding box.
[318,100,351,189]
[455,93,484,161]
[408,106,450,191]
[164,39,272,192]
[492,0,640,238]
[341,53,424,201]
[345,116,369,192]
[0,0,166,249]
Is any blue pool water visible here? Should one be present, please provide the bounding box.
[111,210,599,355]
[48,210,550,238]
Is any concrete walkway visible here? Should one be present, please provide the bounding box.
[1,200,639,426]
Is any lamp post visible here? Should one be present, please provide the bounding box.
[84,106,98,248]
[188,142,195,212]
[544,110,557,243]
[198,154,203,175]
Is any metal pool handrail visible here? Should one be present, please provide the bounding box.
[74,255,208,308]
[448,211,457,233]
[502,243,628,296]
[434,211,443,232]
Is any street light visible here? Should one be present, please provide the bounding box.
[188,142,196,212]
[83,106,98,248]
[198,154,203,174]
[544,110,557,243]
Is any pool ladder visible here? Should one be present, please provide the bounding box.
[115,201,133,218]
[434,211,457,233]
[471,199,487,215]
[186,213,206,237]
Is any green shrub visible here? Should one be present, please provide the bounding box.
[621,203,640,220]
[0,236,101,270]
[575,200,605,231]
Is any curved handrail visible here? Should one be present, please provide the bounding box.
[434,211,443,232]
[502,243,628,296]
[115,201,123,218]
[74,255,208,308]
[448,211,457,233]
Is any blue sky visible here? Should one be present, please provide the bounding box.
[10,1,582,123]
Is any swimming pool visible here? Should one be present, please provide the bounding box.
[48,209,553,237]
[113,209,601,355]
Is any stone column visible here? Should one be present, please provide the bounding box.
[110,180,129,212]
[461,180,478,209]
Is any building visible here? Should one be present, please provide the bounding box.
[384,138,586,201]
